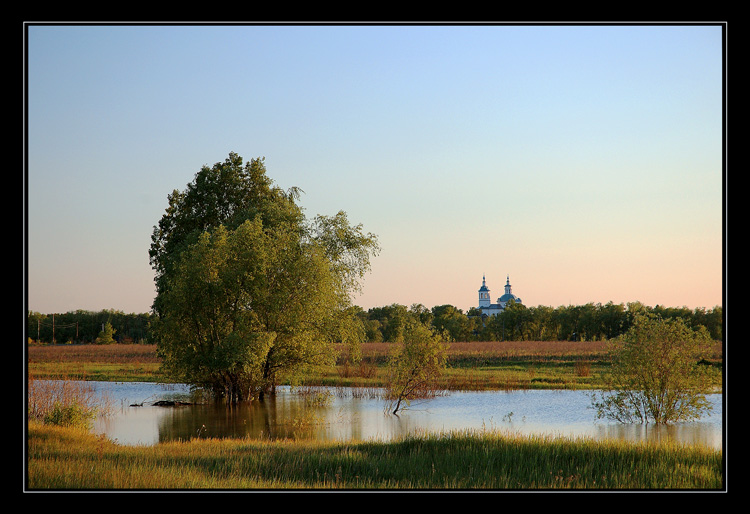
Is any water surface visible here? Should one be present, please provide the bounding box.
[87,382,723,449]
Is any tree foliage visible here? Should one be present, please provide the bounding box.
[149,153,305,318]
[590,313,717,424]
[431,304,473,342]
[149,153,379,402]
[95,322,117,345]
[355,301,722,343]
[26,310,155,345]
[385,321,448,414]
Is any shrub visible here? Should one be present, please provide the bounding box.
[385,321,448,414]
[43,401,96,428]
[591,314,716,424]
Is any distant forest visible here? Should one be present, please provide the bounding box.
[26,301,722,345]
[26,309,155,345]
[355,301,722,343]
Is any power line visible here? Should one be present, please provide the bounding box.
[37,320,77,328]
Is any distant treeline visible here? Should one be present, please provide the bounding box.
[353,301,723,343]
[27,301,722,345]
[26,309,156,345]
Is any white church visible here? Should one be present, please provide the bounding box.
[478,274,522,317]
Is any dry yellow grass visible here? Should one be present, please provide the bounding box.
[27,343,161,364]
[28,339,721,363]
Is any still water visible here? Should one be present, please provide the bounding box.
[87,381,723,449]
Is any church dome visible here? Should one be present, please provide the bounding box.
[497,275,522,305]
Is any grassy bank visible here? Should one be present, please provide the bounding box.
[27,421,722,490]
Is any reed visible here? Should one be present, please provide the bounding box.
[27,421,723,490]
[27,375,112,428]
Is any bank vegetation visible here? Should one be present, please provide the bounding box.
[27,420,722,490]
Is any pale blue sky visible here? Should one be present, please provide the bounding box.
[25,23,725,314]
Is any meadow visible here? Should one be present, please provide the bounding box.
[27,340,723,391]
[25,340,616,389]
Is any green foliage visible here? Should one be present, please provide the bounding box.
[367,304,411,343]
[149,153,306,318]
[591,314,717,424]
[27,300,721,347]
[385,321,448,414]
[355,301,722,343]
[26,309,155,345]
[431,304,472,342]
[43,401,97,429]
[309,211,379,296]
[150,153,379,402]
[95,322,117,345]
[156,220,343,400]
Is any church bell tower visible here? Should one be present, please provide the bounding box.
[478,274,491,308]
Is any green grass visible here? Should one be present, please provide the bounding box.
[27,421,722,490]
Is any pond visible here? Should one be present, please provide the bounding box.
[85,381,723,449]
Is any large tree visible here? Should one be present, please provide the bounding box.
[149,153,379,402]
[149,153,304,317]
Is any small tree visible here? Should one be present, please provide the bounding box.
[591,313,716,424]
[96,322,116,345]
[385,321,448,415]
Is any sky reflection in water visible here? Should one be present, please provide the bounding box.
[88,382,723,449]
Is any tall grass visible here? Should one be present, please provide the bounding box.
[27,422,722,490]
[27,375,111,428]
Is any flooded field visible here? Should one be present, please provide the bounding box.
[84,381,723,449]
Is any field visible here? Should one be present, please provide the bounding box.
[334,340,615,390]
[26,340,610,389]
[27,340,723,392]
[27,343,164,382]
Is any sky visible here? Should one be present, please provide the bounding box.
[25,23,725,315]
